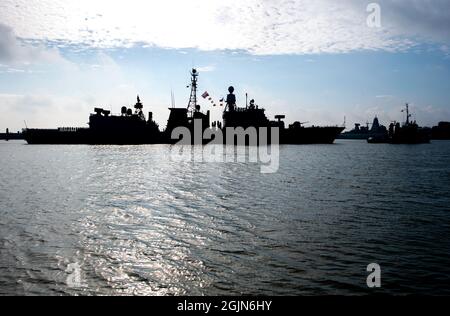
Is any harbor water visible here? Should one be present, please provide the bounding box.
[0,140,449,295]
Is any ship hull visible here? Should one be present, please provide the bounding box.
[23,128,162,145]
[0,133,24,140]
[24,126,344,145]
[338,133,370,140]
[23,129,90,144]
[281,126,345,144]
[367,128,431,144]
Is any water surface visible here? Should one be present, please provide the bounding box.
[1,140,449,295]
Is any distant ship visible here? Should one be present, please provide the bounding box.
[23,69,344,145]
[339,117,387,140]
[368,104,431,144]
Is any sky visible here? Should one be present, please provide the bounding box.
[0,0,450,131]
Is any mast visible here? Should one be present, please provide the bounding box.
[402,103,411,125]
[187,68,199,112]
[406,103,410,125]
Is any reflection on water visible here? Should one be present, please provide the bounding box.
[0,140,450,295]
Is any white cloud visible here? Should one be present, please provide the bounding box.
[0,0,448,131]
[0,0,448,55]
[0,48,174,131]
[375,95,394,99]
[0,67,25,74]
[0,23,67,65]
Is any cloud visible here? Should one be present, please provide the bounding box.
[0,93,93,131]
[0,0,449,55]
[379,0,450,45]
[196,65,216,72]
[0,47,172,131]
[0,67,25,74]
[375,95,394,99]
[0,23,67,65]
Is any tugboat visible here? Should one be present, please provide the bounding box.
[23,68,344,145]
[367,103,431,144]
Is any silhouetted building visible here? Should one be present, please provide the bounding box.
[432,122,450,140]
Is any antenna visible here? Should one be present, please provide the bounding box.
[187,68,199,112]
[24,120,28,129]
[171,90,175,108]
[402,103,411,124]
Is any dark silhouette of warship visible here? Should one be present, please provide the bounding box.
[23,69,344,145]
[339,117,388,140]
[368,104,431,144]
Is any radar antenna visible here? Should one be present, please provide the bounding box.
[134,95,143,113]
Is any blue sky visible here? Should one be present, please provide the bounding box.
[1,0,449,131]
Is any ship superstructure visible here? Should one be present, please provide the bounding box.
[164,68,210,143]
[24,96,160,145]
[222,86,344,144]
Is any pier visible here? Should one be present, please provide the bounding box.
[0,129,24,140]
